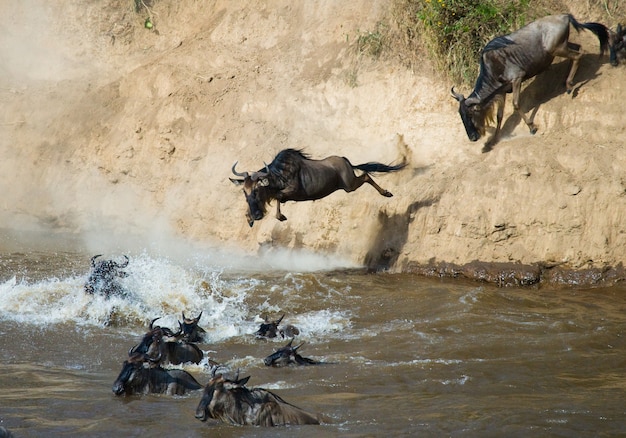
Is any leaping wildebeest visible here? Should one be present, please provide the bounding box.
[230,149,406,226]
[195,370,320,426]
[84,254,129,298]
[451,14,612,151]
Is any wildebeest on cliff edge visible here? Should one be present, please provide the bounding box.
[451,14,612,152]
[230,148,406,226]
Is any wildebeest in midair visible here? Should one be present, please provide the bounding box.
[112,351,203,396]
[84,254,129,298]
[230,148,406,226]
[451,14,612,151]
[264,339,320,367]
[195,369,320,426]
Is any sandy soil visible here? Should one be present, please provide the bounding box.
[2,0,625,285]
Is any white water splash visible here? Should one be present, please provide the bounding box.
[0,253,353,344]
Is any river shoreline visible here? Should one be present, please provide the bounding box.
[403,260,626,288]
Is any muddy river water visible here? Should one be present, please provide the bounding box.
[0,231,624,437]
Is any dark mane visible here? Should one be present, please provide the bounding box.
[483,35,514,53]
[266,149,309,188]
[471,36,515,103]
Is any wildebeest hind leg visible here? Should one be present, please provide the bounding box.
[359,174,393,197]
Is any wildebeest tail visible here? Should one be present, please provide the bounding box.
[353,161,406,174]
[568,14,610,54]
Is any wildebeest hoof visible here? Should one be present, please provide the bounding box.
[277,214,287,221]
[529,126,538,135]
[382,191,393,197]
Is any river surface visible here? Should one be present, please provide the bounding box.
[0,230,625,437]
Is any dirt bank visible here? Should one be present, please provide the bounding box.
[2,0,625,286]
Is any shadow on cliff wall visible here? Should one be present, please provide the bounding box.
[364,198,437,271]
[499,53,606,139]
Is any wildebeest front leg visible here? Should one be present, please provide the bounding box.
[511,78,537,135]
[275,202,287,221]
[483,93,506,151]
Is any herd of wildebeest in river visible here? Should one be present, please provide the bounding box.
[11,13,624,434]
[85,253,325,426]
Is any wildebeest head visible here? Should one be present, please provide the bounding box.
[195,369,319,426]
[112,351,160,395]
[84,254,129,296]
[229,162,273,227]
[129,318,159,352]
[450,88,485,142]
[609,24,625,66]
[254,314,284,339]
[178,311,206,343]
[194,369,249,422]
[264,339,318,367]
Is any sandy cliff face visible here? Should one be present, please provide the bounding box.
[2,0,625,285]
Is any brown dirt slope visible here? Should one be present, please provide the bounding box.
[1,0,625,285]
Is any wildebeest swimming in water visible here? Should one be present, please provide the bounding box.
[178,311,206,343]
[84,254,129,298]
[264,339,320,367]
[254,314,300,339]
[129,317,204,366]
[112,351,202,396]
[195,369,320,426]
[451,14,612,151]
[230,148,406,226]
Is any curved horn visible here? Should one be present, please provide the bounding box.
[195,311,203,322]
[231,161,249,178]
[450,87,465,102]
[293,341,305,351]
[263,162,270,174]
[276,314,285,325]
[90,254,102,267]
[115,255,129,268]
[149,317,161,330]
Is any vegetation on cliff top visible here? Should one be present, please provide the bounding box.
[356,0,624,86]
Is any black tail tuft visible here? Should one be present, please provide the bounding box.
[569,14,610,54]
[353,161,407,174]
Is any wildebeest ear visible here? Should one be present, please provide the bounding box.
[234,376,250,387]
[229,177,245,185]
[258,177,270,187]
